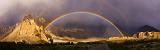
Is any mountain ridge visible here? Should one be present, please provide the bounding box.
[0,15,62,44]
[137,25,159,32]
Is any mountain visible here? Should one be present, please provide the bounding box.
[0,25,15,40]
[137,25,159,32]
[51,23,107,39]
[133,25,160,39]
[0,26,7,35]
[0,15,110,44]
[0,15,66,44]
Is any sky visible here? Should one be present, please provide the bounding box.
[0,0,160,34]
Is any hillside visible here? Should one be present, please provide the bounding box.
[1,15,62,44]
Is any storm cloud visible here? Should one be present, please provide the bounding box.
[0,0,160,34]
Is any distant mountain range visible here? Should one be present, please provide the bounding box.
[137,25,159,32]
[52,22,107,38]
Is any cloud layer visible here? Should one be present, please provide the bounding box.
[0,0,160,34]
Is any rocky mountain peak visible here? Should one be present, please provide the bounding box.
[138,25,159,32]
[1,15,58,44]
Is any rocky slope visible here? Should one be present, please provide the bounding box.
[0,15,65,44]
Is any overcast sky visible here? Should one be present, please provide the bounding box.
[0,0,160,34]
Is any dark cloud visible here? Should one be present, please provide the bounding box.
[107,0,160,33]
[0,0,160,34]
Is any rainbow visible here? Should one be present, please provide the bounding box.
[45,12,124,37]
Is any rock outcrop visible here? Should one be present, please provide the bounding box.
[1,15,61,44]
[133,32,160,39]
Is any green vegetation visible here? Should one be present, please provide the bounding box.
[0,42,103,50]
[108,39,160,50]
[0,39,160,50]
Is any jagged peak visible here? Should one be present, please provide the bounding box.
[138,25,159,32]
[1,15,49,44]
[0,14,71,44]
[23,14,34,20]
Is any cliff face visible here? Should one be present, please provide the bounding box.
[133,32,160,39]
[133,25,160,39]
[1,15,58,44]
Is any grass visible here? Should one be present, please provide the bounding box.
[108,39,160,50]
[0,39,160,50]
[0,42,101,50]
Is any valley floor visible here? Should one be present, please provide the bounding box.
[0,39,160,50]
